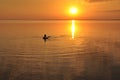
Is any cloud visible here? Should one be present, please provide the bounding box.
[105,10,120,12]
[85,0,112,3]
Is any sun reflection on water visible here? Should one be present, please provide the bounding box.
[71,20,75,39]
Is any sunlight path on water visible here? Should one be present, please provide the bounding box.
[72,20,75,39]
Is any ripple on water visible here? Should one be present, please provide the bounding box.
[0,36,120,80]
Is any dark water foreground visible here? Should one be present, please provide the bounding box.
[0,36,120,80]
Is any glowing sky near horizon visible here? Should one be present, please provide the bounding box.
[0,0,120,19]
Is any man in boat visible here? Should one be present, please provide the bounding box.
[43,34,50,41]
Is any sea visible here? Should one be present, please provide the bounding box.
[0,20,120,80]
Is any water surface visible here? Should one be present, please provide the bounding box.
[0,20,120,80]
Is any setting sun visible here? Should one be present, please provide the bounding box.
[70,7,78,14]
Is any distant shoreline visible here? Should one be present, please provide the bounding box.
[0,19,120,22]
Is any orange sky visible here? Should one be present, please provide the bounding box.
[0,0,120,20]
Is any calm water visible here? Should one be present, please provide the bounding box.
[0,20,120,80]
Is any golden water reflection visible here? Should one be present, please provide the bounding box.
[71,20,75,39]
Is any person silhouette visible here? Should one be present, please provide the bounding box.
[43,34,50,42]
[43,34,47,39]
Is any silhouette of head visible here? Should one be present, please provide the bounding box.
[44,34,46,37]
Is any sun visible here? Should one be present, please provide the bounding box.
[70,7,78,14]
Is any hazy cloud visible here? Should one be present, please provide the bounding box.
[85,0,112,3]
[105,10,120,12]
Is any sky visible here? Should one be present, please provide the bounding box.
[0,0,120,20]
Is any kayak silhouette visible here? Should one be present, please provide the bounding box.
[43,34,50,42]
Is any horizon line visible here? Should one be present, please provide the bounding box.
[0,19,120,21]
